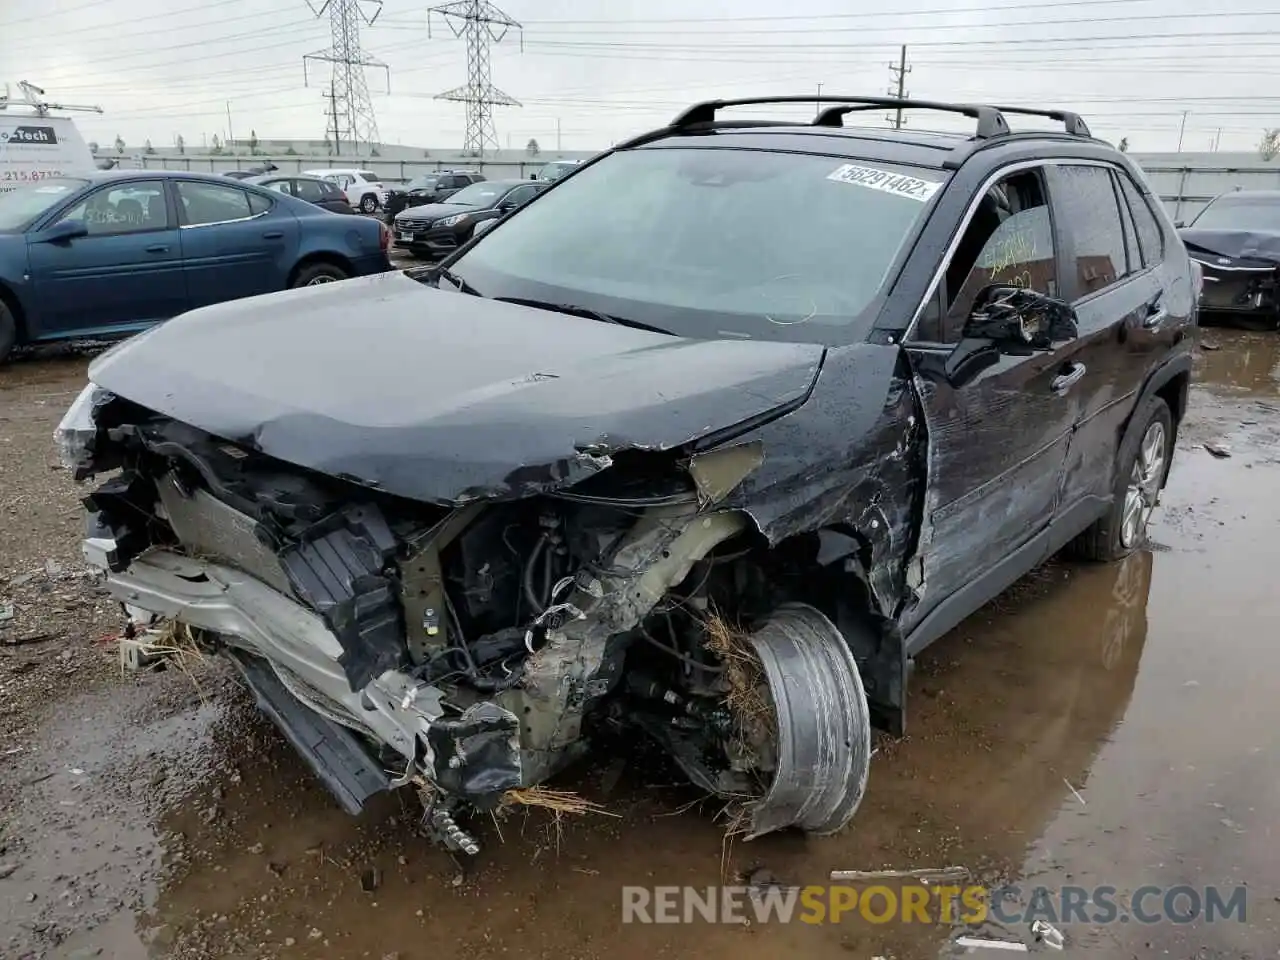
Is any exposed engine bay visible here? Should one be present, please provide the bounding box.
[69,391,871,851]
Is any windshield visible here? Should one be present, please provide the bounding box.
[358,171,380,182]
[446,182,510,206]
[407,175,439,191]
[1191,197,1280,232]
[0,178,88,230]
[447,148,946,343]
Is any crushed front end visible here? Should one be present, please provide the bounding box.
[58,383,869,849]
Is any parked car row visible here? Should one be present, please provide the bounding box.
[54,95,1195,851]
[0,170,392,361]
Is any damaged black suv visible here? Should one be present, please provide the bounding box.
[58,96,1196,851]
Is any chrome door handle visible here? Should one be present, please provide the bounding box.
[1144,307,1168,329]
[1051,362,1087,395]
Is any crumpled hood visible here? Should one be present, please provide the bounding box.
[88,272,825,503]
[1180,228,1280,265]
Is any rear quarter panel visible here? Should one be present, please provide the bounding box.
[294,205,390,276]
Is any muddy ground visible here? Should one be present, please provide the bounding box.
[2,331,1278,959]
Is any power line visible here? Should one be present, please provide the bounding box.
[303,0,389,149]
[428,0,523,156]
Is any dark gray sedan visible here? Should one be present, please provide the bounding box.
[246,174,354,215]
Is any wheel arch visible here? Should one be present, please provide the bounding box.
[287,251,355,286]
[0,280,29,343]
[1119,351,1192,487]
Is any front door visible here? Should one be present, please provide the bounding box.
[27,179,186,337]
[902,165,1082,632]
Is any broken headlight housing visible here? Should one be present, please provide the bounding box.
[54,383,113,477]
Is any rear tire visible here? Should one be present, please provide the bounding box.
[0,298,16,364]
[291,262,351,287]
[359,194,378,214]
[1069,395,1173,562]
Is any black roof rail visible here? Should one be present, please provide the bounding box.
[672,95,1094,142]
[814,102,1010,138]
[988,105,1091,138]
[672,96,1012,138]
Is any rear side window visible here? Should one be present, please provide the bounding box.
[177,181,253,226]
[1053,165,1128,298]
[295,179,325,202]
[1118,173,1164,266]
[247,192,272,215]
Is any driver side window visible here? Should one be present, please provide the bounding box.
[916,168,1058,343]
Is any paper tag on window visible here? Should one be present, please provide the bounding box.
[826,163,942,202]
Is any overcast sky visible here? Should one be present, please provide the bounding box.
[2,0,1279,154]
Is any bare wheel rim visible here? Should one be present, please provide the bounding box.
[1120,420,1166,548]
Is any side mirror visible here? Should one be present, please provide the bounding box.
[529,173,537,180]
[962,285,1078,353]
[38,219,89,244]
[943,286,1078,389]
[1174,220,1186,229]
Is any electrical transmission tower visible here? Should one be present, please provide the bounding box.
[303,0,390,151]
[428,0,523,156]
[887,44,911,129]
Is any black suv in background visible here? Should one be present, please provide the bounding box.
[63,96,1196,849]
[382,170,486,223]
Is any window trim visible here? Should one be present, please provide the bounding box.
[1117,170,1166,265]
[54,180,175,238]
[903,157,1134,343]
[174,180,268,230]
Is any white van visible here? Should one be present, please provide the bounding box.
[0,84,98,193]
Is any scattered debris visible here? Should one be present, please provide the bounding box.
[0,863,18,880]
[9,572,36,588]
[44,559,64,578]
[246,842,264,855]
[360,866,381,892]
[501,787,618,817]
[954,935,1028,952]
[831,865,971,883]
[1063,778,1086,806]
[1030,919,1065,950]
[1,631,53,647]
[1204,442,1233,458]
[0,603,14,622]
[1200,340,1221,351]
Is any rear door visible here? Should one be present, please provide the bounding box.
[27,179,187,335]
[174,179,298,308]
[1044,162,1161,509]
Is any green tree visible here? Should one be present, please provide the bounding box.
[175,134,185,155]
[248,129,259,155]
[285,146,298,156]
[1118,137,1129,153]
[113,135,125,155]
[210,133,223,155]
[87,141,99,155]
[526,138,541,157]
[144,138,155,155]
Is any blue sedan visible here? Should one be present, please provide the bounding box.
[0,170,393,361]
